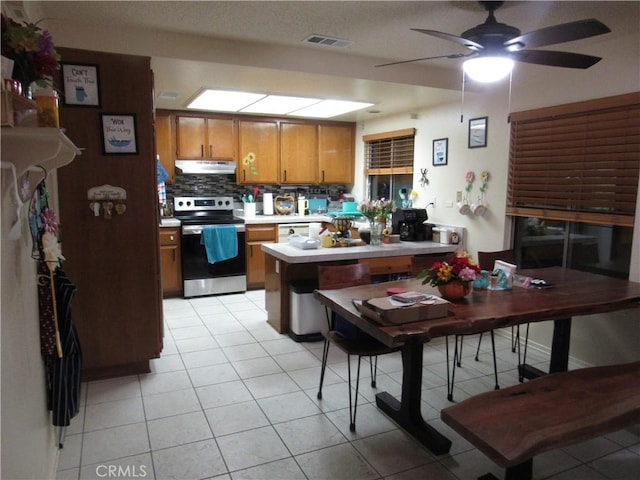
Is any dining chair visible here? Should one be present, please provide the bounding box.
[411,255,500,401]
[477,249,533,383]
[316,263,403,432]
[478,249,518,351]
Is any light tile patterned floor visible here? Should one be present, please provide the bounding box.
[57,290,640,480]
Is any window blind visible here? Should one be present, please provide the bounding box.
[507,93,640,227]
[364,128,415,175]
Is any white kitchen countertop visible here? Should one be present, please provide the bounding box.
[237,214,332,224]
[261,241,457,264]
[159,217,181,227]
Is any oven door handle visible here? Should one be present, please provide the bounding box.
[182,224,245,235]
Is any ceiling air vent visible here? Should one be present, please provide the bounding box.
[303,34,352,49]
[158,91,181,100]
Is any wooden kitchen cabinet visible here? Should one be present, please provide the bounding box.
[159,226,182,296]
[238,120,280,184]
[246,224,276,289]
[156,112,175,183]
[175,115,236,160]
[318,124,355,184]
[280,122,318,184]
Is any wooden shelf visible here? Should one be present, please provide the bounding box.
[2,127,81,176]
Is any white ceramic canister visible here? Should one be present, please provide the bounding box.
[244,202,256,218]
[309,222,322,238]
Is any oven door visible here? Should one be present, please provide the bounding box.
[181,224,247,297]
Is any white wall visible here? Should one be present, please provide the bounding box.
[1,174,60,479]
[352,78,640,367]
[353,83,513,254]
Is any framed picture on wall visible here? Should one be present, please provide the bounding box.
[101,113,138,154]
[468,116,488,148]
[61,63,101,107]
[432,138,448,166]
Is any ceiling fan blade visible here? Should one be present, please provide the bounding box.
[511,49,603,69]
[375,52,471,68]
[505,19,610,50]
[411,28,484,51]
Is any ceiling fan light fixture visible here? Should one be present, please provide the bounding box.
[463,56,514,83]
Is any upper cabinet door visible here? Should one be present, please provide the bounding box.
[238,120,279,184]
[155,113,175,183]
[176,116,236,160]
[176,116,207,159]
[280,123,318,184]
[207,118,236,160]
[318,124,354,184]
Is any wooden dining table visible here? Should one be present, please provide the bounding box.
[313,267,640,455]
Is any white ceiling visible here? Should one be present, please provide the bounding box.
[22,1,640,121]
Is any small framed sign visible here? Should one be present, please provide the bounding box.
[468,116,488,148]
[101,114,138,154]
[61,63,101,107]
[432,138,448,166]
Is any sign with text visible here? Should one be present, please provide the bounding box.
[101,114,138,154]
[61,63,100,107]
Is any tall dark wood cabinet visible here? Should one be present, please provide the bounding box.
[56,48,163,380]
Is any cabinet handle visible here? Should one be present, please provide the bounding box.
[249,245,253,257]
[170,235,174,241]
[284,170,287,182]
[209,145,213,157]
[322,170,325,182]
[200,145,204,157]
[243,170,246,181]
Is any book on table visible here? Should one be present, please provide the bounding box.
[353,292,449,324]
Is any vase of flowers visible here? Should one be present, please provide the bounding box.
[1,15,61,97]
[417,251,481,300]
[358,198,396,246]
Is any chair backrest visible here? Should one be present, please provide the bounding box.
[318,263,371,290]
[411,254,451,276]
[477,249,515,271]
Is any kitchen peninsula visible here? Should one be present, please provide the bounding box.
[262,242,457,333]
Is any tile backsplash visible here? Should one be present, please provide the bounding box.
[165,173,347,204]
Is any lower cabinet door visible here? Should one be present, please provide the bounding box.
[160,244,181,296]
[246,241,273,289]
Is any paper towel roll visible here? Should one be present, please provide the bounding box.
[263,192,274,215]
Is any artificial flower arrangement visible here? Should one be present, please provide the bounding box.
[1,14,61,90]
[418,251,481,287]
[358,198,397,222]
[464,170,475,201]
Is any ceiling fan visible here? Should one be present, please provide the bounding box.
[377,1,611,75]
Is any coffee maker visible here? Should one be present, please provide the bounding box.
[391,208,429,241]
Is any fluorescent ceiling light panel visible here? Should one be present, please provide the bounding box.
[240,95,321,115]
[188,89,265,111]
[187,89,374,118]
[290,100,374,118]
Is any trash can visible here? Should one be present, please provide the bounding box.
[289,281,325,342]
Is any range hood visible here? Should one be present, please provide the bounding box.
[175,160,236,175]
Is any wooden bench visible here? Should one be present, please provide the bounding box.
[441,362,640,480]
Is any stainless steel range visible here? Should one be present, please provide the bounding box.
[173,196,246,298]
